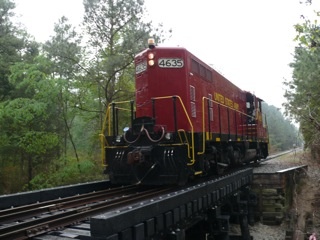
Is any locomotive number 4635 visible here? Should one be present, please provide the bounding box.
[158,58,184,68]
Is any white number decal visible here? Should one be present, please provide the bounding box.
[135,61,147,74]
[158,58,184,68]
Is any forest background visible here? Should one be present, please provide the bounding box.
[0,0,315,194]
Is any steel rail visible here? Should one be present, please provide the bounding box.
[0,185,138,223]
[0,186,173,240]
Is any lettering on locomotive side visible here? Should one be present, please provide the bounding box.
[214,93,225,104]
[225,98,233,108]
[214,92,240,111]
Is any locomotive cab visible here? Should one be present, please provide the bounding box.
[243,91,269,161]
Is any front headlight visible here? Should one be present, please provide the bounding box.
[148,59,155,66]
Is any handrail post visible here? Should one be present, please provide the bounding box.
[218,105,221,138]
[130,100,134,128]
[241,113,244,140]
[112,102,116,137]
[172,96,178,133]
[152,98,156,119]
[207,99,211,137]
[115,107,119,136]
[227,108,230,139]
[235,111,237,140]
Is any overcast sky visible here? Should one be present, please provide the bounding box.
[14,0,320,109]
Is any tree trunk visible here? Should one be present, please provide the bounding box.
[27,154,33,190]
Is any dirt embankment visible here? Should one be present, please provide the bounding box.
[291,150,320,240]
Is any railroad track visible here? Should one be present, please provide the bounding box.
[0,185,173,240]
[0,150,295,239]
[263,149,296,162]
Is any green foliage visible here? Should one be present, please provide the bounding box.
[0,56,61,192]
[0,0,168,194]
[1,97,59,156]
[0,0,38,100]
[284,10,320,155]
[26,158,105,190]
[43,16,82,78]
[82,0,162,107]
[19,132,59,154]
[262,103,302,152]
[42,17,85,162]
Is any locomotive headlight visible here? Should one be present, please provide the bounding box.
[148,59,155,66]
[165,132,172,140]
[147,49,155,66]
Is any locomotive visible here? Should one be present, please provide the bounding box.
[100,39,269,185]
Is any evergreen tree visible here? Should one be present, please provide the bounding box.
[263,103,301,152]
[81,0,164,127]
[0,56,60,192]
[43,16,83,162]
[284,11,320,157]
[0,0,38,100]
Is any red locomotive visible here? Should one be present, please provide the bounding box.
[100,39,269,185]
